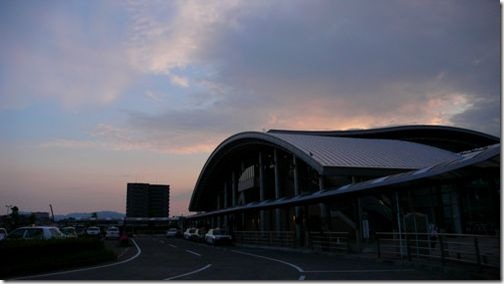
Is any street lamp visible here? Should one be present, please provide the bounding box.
[5,205,12,215]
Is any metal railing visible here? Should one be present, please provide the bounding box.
[376,232,500,268]
[233,230,350,252]
[309,231,349,252]
[234,231,295,248]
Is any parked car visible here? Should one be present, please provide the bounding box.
[60,226,78,238]
[205,228,233,245]
[183,228,196,240]
[7,226,65,240]
[86,226,101,237]
[194,228,207,242]
[166,228,181,238]
[105,226,120,240]
[0,228,8,241]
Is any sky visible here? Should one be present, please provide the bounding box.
[0,0,500,216]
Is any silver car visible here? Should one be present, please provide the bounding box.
[0,228,7,241]
[105,226,120,240]
[183,228,196,240]
[7,226,64,240]
[205,228,232,245]
[86,226,101,237]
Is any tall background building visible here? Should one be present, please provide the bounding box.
[126,183,170,217]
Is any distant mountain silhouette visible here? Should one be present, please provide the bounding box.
[55,211,125,220]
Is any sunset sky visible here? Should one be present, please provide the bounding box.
[0,0,500,216]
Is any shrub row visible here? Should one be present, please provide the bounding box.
[0,238,117,278]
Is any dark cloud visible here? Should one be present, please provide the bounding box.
[122,0,500,153]
[198,0,500,133]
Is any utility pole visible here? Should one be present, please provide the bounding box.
[49,204,55,223]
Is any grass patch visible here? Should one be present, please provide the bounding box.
[0,238,117,278]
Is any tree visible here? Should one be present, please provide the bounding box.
[90,212,98,219]
[28,213,37,225]
[10,206,20,229]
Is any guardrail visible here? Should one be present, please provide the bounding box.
[233,230,350,252]
[376,232,500,268]
[234,231,295,248]
[309,231,349,252]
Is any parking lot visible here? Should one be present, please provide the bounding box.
[12,234,464,281]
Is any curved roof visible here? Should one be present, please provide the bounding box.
[189,125,475,211]
[269,125,499,152]
[187,143,500,218]
[269,132,459,170]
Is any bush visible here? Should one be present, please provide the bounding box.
[0,238,117,278]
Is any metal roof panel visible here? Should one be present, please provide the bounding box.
[269,132,460,170]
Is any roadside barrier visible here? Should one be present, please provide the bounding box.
[309,231,349,252]
[376,232,500,269]
[233,230,349,252]
[234,231,295,248]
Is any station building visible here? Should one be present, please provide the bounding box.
[186,125,499,249]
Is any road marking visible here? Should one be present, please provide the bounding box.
[185,250,202,257]
[12,239,142,280]
[230,250,304,273]
[304,269,416,273]
[160,240,165,244]
[298,275,306,280]
[169,244,177,248]
[164,264,212,280]
[116,247,131,259]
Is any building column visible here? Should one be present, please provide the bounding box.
[259,151,266,232]
[274,149,281,232]
[224,183,228,228]
[293,155,304,246]
[232,171,237,207]
[216,194,221,228]
[451,188,462,234]
[319,176,330,229]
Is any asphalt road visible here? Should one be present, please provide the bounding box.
[13,235,454,281]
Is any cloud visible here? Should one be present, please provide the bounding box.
[28,0,502,156]
[125,0,244,88]
[0,2,134,109]
[123,0,498,136]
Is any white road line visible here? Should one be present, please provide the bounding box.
[298,275,306,280]
[116,247,131,259]
[12,239,142,280]
[185,250,202,257]
[169,244,177,248]
[304,269,416,273]
[230,250,304,273]
[164,264,212,280]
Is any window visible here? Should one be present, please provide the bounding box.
[49,228,63,237]
[8,228,26,239]
[25,228,44,239]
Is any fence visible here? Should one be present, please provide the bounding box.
[376,232,500,268]
[309,231,349,252]
[233,230,349,252]
[233,231,296,248]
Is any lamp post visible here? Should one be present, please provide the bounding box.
[5,205,12,215]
